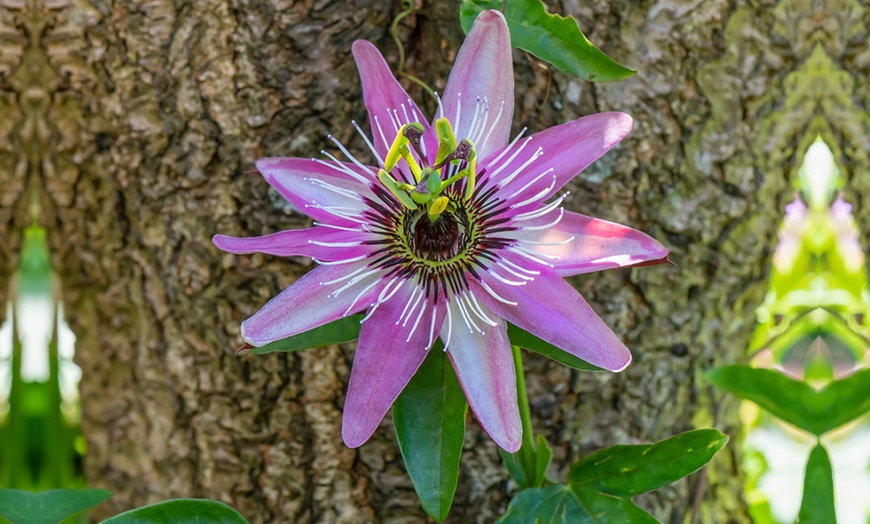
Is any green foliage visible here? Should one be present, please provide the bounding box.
[393,347,468,521]
[459,0,635,82]
[498,430,728,523]
[251,315,364,354]
[505,325,599,371]
[101,499,248,523]
[707,366,870,436]
[797,443,835,523]
[0,489,112,524]
[500,434,553,490]
[0,490,248,524]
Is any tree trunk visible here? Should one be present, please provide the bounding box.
[5,0,863,521]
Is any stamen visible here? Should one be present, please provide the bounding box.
[312,221,371,233]
[518,235,575,247]
[495,260,535,281]
[510,193,569,222]
[478,100,505,155]
[506,168,555,200]
[453,92,462,137]
[456,294,483,334]
[509,176,557,209]
[488,268,528,286]
[352,120,385,167]
[305,178,364,200]
[486,137,533,183]
[343,277,384,316]
[406,299,428,342]
[466,97,485,144]
[501,257,541,276]
[485,128,527,175]
[479,279,518,306]
[507,245,557,266]
[314,156,371,185]
[374,115,390,153]
[312,254,369,265]
[498,147,544,188]
[323,266,379,288]
[328,135,377,177]
[442,301,454,352]
[514,208,564,231]
[308,240,363,248]
[426,306,438,350]
[399,285,423,325]
[466,289,498,326]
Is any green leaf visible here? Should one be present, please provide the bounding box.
[0,489,113,524]
[568,429,728,497]
[507,324,600,371]
[797,443,836,524]
[533,435,553,488]
[459,0,635,82]
[101,499,248,523]
[497,485,657,524]
[499,448,531,489]
[707,366,870,435]
[393,345,468,521]
[252,315,363,354]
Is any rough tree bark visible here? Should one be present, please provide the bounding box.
[2,0,867,522]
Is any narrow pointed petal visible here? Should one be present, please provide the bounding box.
[343,283,445,448]
[499,211,669,276]
[213,227,375,262]
[352,40,436,162]
[484,113,633,208]
[255,157,376,225]
[441,10,513,161]
[442,294,521,452]
[241,262,384,346]
[477,269,632,372]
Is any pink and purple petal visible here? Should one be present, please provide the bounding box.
[499,210,669,276]
[477,269,632,372]
[352,40,437,163]
[342,282,445,448]
[255,157,376,225]
[443,292,521,452]
[213,226,376,262]
[441,10,514,161]
[482,113,633,209]
[241,261,384,346]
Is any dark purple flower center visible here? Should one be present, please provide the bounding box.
[407,207,467,261]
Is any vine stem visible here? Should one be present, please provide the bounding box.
[512,344,537,484]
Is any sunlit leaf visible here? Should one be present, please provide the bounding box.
[459,0,635,82]
[496,484,657,524]
[707,366,870,435]
[797,443,835,523]
[0,489,112,524]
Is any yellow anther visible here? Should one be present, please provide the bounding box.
[464,151,477,200]
[435,118,458,166]
[428,196,450,221]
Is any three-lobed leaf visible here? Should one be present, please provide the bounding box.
[707,366,870,435]
[0,489,113,524]
[101,499,248,523]
[393,346,468,522]
[797,443,836,523]
[459,0,635,82]
[498,430,728,523]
